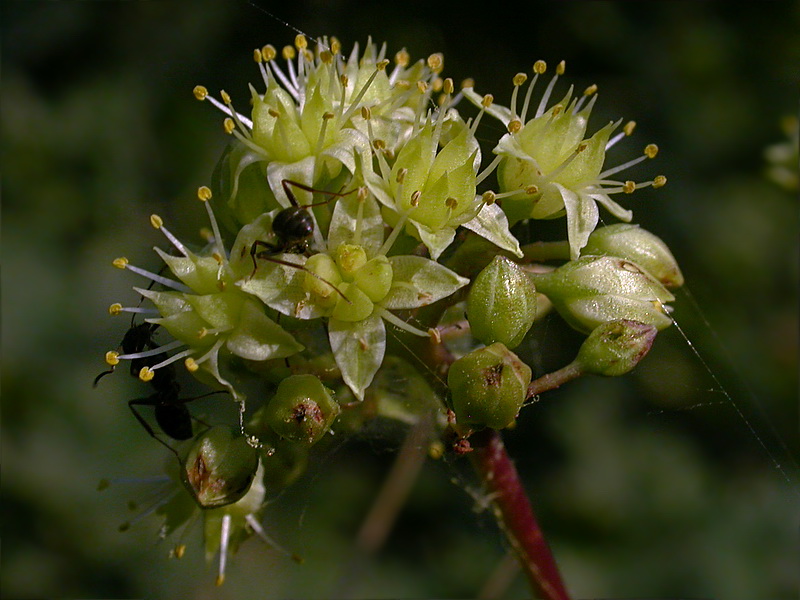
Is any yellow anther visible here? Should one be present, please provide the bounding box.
[253,48,262,63]
[410,190,421,207]
[644,144,659,158]
[220,90,232,104]
[112,257,129,269]
[428,327,442,344]
[185,357,199,372]
[150,214,163,229]
[105,351,120,366]
[357,186,369,201]
[445,197,458,210]
[377,59,390,71]
[427,52,444,72]
[533,60,547,74]
[215,574,225,587]
[223,118,235,134]
[395,49,410,67]
[461,77,475,89]
[197,185,213,202]
[396,168,407,184]
[417,81,428,93]
[193,85,208,100]
[583,83,598,96]
[623,180,636,194]
[513,73,527,86]
[361,106,371,120]
[508,119,522,134]
[624,121,637,136]
[320,50,333,64]
[653,175,667,188]
[481,94,494,108]
[198,328,209,339]
[174,544,186,559]
[295,34,307,50]
[139,366,155,382]
[330,37,341,55]
[340,74,349,87]
[212,252,223,264]
[482,190,497,205]
[282,45,295,60]
[261,44,276,61]
[373,139,386,150]
[525,185,539,195]
[268,108,280,119]
[576,142,588,153]
[108,303,123,316]
[443,77,454,95]
[323,111,334,121]
[301,49,313,62]
[556,60,566,75]
[199,227,213,242]
[551,104,564,116]
[431,77,443,92]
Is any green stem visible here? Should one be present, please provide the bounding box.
[527,361,583,399]
[470,429,571,600]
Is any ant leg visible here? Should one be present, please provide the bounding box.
[253,253,352,304]
[128,397,181,458]
[249,239,281,277]
[281,179,356,209]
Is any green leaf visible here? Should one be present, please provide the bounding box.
[328,313,386,401]
[382,255,469,309]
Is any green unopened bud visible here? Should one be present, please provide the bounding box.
[448,343,532,430]
[332,282,374,322]
[182,426,260,509]
[467,256,537,348]
[353,255,393,302]
[576,319,657,376]
[335,244,368,276]
[531,256,675,333]
[263,374,340,445]
[583,224,684,287]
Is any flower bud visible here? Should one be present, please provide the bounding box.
[576,319,657,376]
[182,426,260,509]
[530,255,675,333]
[448,343,532,430]
[263,375,340,445]
[582,224,684,287]
[467,256,537,349]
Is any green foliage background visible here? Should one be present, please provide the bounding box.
[2,1,798,598]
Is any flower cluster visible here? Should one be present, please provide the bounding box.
[99,35,683,584]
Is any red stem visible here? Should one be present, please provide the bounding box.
[470,429,570,600]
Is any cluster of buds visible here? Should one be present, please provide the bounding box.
[98,34,684,581]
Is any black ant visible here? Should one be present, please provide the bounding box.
[95,319,223,455]
[247,179,354,302]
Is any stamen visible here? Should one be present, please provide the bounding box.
[112,258,192,293]
[597,142,657,180]
[197,186,227,261]
[118,339,185,362]
[216,513,231,586]
[138,347,196,382]
[607,120,636,150]
[109,303,158,317]
[476,154,504,186]
[337,60,390,128]
[150,214,191,258]
[520,60,546,122]
[245,514,303,563]
[378,210,411,256]
[535,60,565,118]
[510,72,527,119]
[192,86,253,130]
[378,308,430,338]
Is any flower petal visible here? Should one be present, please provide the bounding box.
[383,255,469,309]
[328,313,386,401]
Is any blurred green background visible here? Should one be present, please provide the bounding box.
[2,1,798,598]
